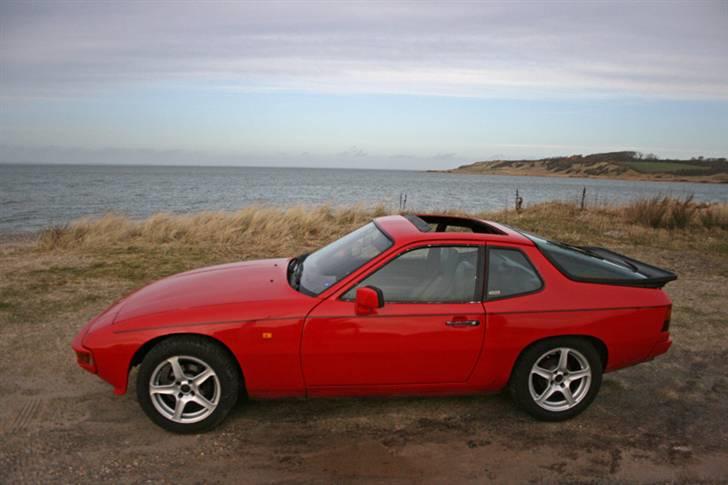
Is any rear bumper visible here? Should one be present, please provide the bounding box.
[647,333,672,359]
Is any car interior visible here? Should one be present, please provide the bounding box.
[345,246,480,302]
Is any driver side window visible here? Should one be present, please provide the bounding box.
[343,246,481,303]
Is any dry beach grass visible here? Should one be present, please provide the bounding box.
[1,198,727,482]
[35,196,728,250]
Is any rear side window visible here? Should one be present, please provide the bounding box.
[487,248,542,299]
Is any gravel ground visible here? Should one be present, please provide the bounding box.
[1,240,727,484]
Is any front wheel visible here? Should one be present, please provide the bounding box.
[509,337,602,421]
[136,336,241,433]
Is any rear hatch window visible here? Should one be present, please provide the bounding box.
[518,231,676,288]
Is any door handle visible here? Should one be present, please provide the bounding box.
[445,319,480,327]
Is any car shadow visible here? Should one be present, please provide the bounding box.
[225,390,519,427]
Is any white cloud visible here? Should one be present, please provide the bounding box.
[2,0,727,100]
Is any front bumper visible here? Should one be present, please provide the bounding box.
[70,311,136,395]
[71,328,96,373]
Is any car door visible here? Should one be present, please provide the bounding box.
[302,244,486,387]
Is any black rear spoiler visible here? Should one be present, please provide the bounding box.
[579,246,678,289]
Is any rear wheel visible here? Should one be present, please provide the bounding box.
[136,336,241,433]
[509,337,602,421]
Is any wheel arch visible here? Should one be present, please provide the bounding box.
[129,333,246,391]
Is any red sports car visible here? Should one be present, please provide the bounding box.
[72,214,676,433]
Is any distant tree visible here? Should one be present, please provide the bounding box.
[645,153,657,160]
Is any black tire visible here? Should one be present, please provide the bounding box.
[136,336,242,433]
[509,337,602,421]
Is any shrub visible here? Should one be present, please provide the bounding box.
[621,195,728,230]
[698,204,728,230]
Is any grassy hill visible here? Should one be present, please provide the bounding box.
[442,151,728,183]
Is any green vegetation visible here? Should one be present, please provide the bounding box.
[623,161,706,173]
[447,151,728,182]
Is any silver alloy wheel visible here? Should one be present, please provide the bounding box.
[528,347,592,412]
[149,355,220,424]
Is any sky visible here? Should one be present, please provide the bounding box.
[1,0,727,170]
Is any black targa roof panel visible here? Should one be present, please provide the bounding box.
[408,214,507,235]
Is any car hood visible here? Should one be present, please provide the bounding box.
[113,258,313,325]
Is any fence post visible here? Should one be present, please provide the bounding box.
[503,194,508,223]
[580,186,587,210]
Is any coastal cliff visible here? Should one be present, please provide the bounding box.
[437,151,728,183]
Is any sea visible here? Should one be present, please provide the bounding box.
[1,163,727,233]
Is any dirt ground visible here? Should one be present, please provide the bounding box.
[1,234,727,484]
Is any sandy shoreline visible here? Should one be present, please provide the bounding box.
[0,232,36,244]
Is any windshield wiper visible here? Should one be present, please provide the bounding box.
[287,257,299,284]
[549,240,639,273]
[578,246,640,273]
[549,240,597,258]
[289,253,309,291]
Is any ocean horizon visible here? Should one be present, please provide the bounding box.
[2,163,726,233]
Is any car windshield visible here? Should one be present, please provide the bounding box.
[295,222,392,295]
[519,231,647,281]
